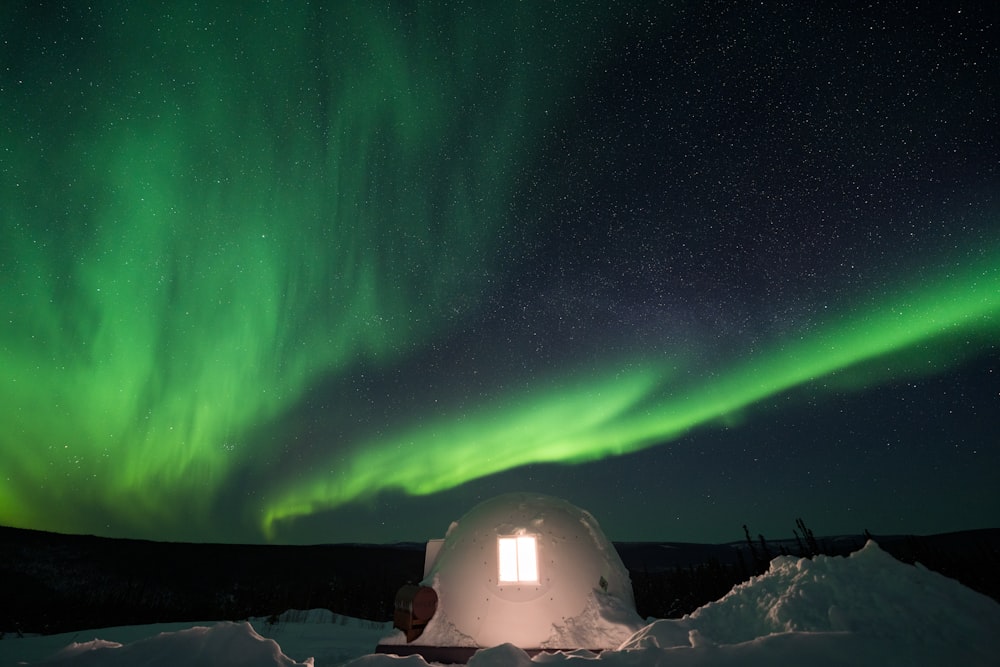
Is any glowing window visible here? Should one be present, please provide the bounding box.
[498,535,538,583]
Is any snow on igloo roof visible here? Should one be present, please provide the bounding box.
[416,492,643,649]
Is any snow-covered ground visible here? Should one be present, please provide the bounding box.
[2,541,997,666]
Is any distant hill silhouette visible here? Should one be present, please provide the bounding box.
[2,525,997,636]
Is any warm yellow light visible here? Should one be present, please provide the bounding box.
[498,537,519,582]
[498,535,538,583]
[516,535,538,581]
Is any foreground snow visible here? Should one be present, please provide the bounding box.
[0,611,390,667]
[2,542,997,666]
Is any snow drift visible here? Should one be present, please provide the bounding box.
[615,539,1000,665]
[33,622,310,667]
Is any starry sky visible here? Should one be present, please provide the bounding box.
[2,1,997,545]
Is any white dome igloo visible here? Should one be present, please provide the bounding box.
[416,492,643,649]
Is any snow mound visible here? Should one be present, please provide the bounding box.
[466,643,534,666]
[248,609,392,666]
[256,609,337,625]
[250,608,383,629]
[620,540,1000,664]
[36,621,312,667]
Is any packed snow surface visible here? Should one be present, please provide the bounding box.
[2,541,998,666]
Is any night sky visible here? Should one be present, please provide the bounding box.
[2,2,997,545]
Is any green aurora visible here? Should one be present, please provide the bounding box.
[2,2,997,542]
[1,3,588,535]
[261,255,1000,537]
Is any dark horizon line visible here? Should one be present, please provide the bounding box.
[3,522,998,550]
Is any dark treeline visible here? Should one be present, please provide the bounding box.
[2,524,998,636]
[0,528,423,637]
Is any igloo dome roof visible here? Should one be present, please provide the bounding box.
[416,492,642,649]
